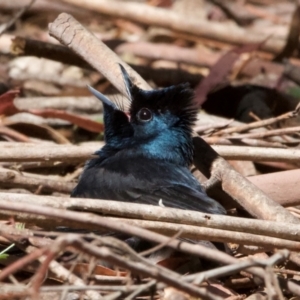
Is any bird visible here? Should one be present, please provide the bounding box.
[71,65,225,216]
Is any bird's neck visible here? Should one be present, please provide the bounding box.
[100,128,194,167]
[132,128,193,167]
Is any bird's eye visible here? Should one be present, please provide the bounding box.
[137,108,152,122]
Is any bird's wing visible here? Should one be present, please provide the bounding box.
[72,157,225,215]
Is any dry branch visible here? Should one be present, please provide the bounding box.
[14,96,102,113]
[0,142,299,163]
[0,193,299,243]
[49,235,220,300]
[213,145,300,163]
[228,125,300,140]
[214,106,300,136]
[184,250,289,284]
[0,170,74,194]
[194,138,299,224]
[115,41,218,67]
[0,142,101,162]
[248,169,300,207]
[48,13,151,98]
[0,200,299,296]
[1,194,300,252]
[0,199,275,265]
[61,0,285,54]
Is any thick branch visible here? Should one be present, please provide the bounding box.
[193,137,299,223]
[48,13,151,100]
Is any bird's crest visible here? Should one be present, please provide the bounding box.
[119,65,198,130]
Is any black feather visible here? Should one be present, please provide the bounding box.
[72,65,226,217]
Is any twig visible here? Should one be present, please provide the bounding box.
[27,245,102,300]
[109,217,300,250]
[0,236,103,300]
[1,193,300,243]
[214,104,300,136]
[203,136,286,148]
[9,36,204,87]
[124,280,156,300]
[2,205,300,250]
[273,2,300,62]
[227,125,300,140]
[0,205,299,296]
[14,96,103,113]
[0,247,46,282]
[0,142,299,163]
[11,36,95,70]
[212,145,300,163]
[0,142,101,162]
[0,170,75,194]
[184,250,289,284]
[0,0,36,35]
[46,234,221,300]
[115,41,218,67]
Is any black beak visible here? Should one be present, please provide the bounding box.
[87,85,117,109]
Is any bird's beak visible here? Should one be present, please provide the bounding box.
[87,85,117,109]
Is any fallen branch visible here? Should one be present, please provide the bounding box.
[0,193,299,242]
[214,105,300,136]
[0,200,299,296]
[61,0,285,54]
[48,13,151,99]
[248,169,300,207]
[194,137,299,224]
[0,142,101,162]
[0,142,299,163]
[0,170,74,194]
[228,125,300,140]
[212,145,300,163]
[47,235,219,300]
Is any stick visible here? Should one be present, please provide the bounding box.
[0,142,299,163]
[0,200,299,296]
[48,13,151,100]
[61,0,284,54]
[0,193,299,242]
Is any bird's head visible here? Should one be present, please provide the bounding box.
[88,64,197,166]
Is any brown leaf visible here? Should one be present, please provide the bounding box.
[0,90,20,116]
[0,90,103,133]
[65,262,127,277]
[157,256,190,270]
[194,43,264,106]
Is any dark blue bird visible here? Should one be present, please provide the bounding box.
[71,65,225,216]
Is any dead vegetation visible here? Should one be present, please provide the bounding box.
[0,0,300,299]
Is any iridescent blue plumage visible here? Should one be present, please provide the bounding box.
[71,65,225,215]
